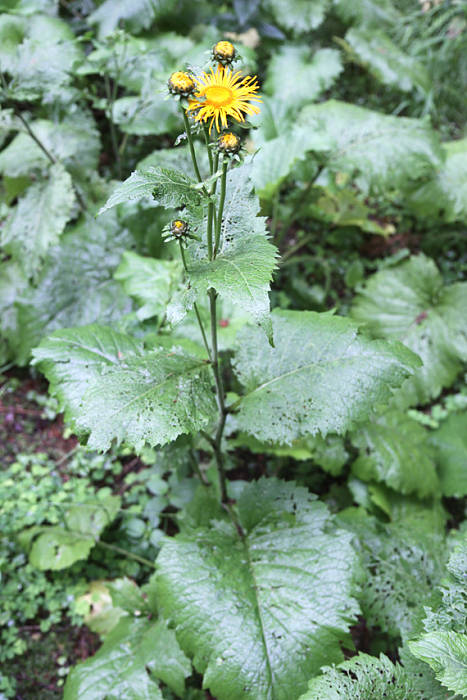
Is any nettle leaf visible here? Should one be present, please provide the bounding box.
[264,46,342,109]
[351,254,467,406]
[167,164,278,342]
[156,479,360,700]
[298,100,443,194]
[262,0,329,32]
[9,213,132,365]
[343,28,430,95]
[0,162,75,277]
[114,252,182,321]
[407,138,467,223]
[409,632,467,697]
[32,325,216,451]
[98,167,201,215]
[112,95,179,137]
[429,412,467,497]
[299,652,427,700]
[0,112,101,178]
[64,616,191,699]
[233,310,420,445]
[351,409,438,497]
[338,509,446,641]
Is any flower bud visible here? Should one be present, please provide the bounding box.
[167,71,195,97]
[170,219,189,237]
[217,131,242,155]
[212,40,236,67]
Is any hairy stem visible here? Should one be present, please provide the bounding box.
[104,75,121,179]
[214,159,228,256]
[182,108,203,183]
[178,241,212,360]
[209,288,228,504]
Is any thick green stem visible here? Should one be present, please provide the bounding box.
[182,108,203,183]
[214,159,228,257]
[209,289,228,504]
[178,241,212,360]
[104,75,122,180]
[203,124,213,174]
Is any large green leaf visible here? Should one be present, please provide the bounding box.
[8,213,132,365]
[112,95,179,136]
[32,325,217,451]
[429,412,467,497]
[351,254,467,406]
[156,479,360,700]
[298,100,443,194]
[333,0,401,27]
[89,0,175,38]
[98,166,202,215]
[64,616,191,699]
[0,163,75,277]
[264,46,342,108]
[299,652,427,699]
[233,310,420,444]
[0,260,27,364]
[343,28,430,95]
[351,409,438,497]
[167,164,278,342]
[407,138,467,223]
[409,632,467,697]
[0,113,101,178]
[114,252,182,321]
[262,0,329,32]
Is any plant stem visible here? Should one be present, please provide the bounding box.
[104,75,121,179]
[181,108,203,183]
[209,288,228,504]
[97,541,155,569]
[214,159,228,256]
[203,124,213,174]
[178,241,212,361]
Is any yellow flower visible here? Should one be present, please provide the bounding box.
[168,71,195,97]
[187,66,261,133]
[212,40,236,66]
[217,131,242,155]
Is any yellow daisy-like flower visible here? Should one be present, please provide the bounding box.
[187,66,261,133]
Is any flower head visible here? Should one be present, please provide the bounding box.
[187,66,261,133]
[162,219,200,245]
[212,40,236,66]
[217,131,242,155]
[168,71,195,97]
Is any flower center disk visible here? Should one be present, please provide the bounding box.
[205,86,233,107]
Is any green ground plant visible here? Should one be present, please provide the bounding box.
[1,0,467,698]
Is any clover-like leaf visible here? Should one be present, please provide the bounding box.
[156,479,360,700]
[233,310,420,444]
[351,254,467,406]
[32,325,216,451]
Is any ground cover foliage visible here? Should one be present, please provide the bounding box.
[1,0,467,697]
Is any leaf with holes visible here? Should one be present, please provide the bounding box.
[409,632,467,697]
[233,310,420,444]
[32,325,217,451]
[351,254,467,406]
[155,478,360,700]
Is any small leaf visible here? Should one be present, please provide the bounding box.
[32,325,217,451]
[156,478,360,700]
[98,166,201,215]
[233,310,421,444]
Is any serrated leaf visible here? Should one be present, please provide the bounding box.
[0,112,101,178]
[333,0,401,27]
[409,632,467,696]
[429,412,467,497]
[344,28,431,94]
[299,652,427,699]
[0,162,75,277]
[64,616,191,699]
[98,167,201,215]
[114,252,182,321]
[262,0,329,32]
[112,95,179,136]
[156,478,360,700]
[351,254,467,406]
[32,325,216,451]
[264,46,342,108]
[89,0,174,38]
[8,213,132,365]
[298,100,443,194]
[167,164,278,342]
[233,309,420,445]
[407,138,467,223]
[351,409,438,497]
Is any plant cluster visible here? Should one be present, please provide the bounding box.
[1,0,467,698]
